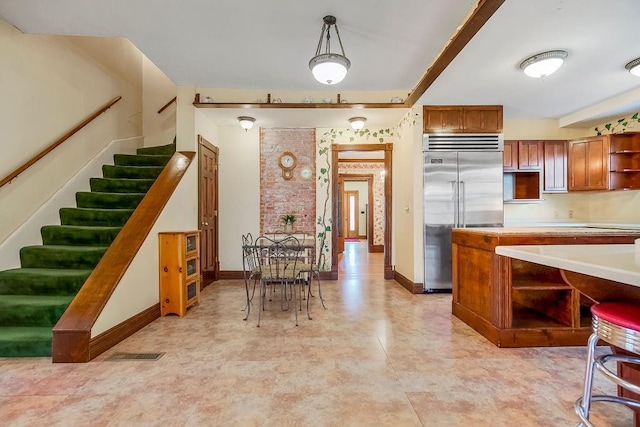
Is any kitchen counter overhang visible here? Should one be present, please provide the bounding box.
[495,244,640,287]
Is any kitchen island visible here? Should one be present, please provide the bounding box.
[451,226,640,347]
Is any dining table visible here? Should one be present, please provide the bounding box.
[242,233,318,326]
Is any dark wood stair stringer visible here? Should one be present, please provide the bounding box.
[52,151,195,363]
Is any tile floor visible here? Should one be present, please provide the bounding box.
[0,240,635,426]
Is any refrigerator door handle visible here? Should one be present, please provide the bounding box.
[450,180,458,227]
[460,181,466,228]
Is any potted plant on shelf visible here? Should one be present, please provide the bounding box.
[281,212,296,232]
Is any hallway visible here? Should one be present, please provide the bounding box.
[338,239,384,279]
[0,242,631,426]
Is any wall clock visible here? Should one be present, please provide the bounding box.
[300,166,312,180]
[278,151,297,180]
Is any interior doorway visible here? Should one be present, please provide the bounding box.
[339,174,374,253]
[332,143,393,280]
[198,135,219,286]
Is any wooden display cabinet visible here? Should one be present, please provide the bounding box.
[159,231,201,317]
[608,132,640,190]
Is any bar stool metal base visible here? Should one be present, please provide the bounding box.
[575,304,640,426]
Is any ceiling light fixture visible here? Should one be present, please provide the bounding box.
[625,58,640,77]
[519,50,568,78]
[238,116,255,131]
[309,15,351,85]
[349,117,366,130]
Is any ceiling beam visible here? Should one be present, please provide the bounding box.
[404,0,505,107]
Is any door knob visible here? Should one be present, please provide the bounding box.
[201,221,209,226]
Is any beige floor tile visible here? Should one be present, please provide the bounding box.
[0,240,634,426]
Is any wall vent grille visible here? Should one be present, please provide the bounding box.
[423,133,503,151]
[105,352,165,361]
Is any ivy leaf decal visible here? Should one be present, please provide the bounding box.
[379,137,384,142]
[632,113,639,119]
[373,132,378,137]
[349,137,354,142]
[320,168,327,174]
[605,123,612,130]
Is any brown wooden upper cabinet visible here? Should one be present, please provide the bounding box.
[503,140,543,201]
[568,136,609,191]
[608,132,640,190]
[543,140,568,193]
[423,105,503,133]
[503,140,543,171]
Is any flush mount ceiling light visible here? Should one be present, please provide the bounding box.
[625,58,640,77]
[238,116,255,131]
[519,50,568,78]
[349,117,366,130]
[309,15,351,85]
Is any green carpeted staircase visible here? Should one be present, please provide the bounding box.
[0,142,176,357]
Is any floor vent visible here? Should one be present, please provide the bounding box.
[105,352,165,361]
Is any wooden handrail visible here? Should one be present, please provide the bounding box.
[0,95,122,189]
[157,96,176,114]
[51,151,195,363]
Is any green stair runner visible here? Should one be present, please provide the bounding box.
[0,141,175,357]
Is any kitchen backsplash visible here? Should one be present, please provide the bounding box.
[504,191,640,224]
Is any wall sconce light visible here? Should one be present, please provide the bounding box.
[349,117,366,130]
[625,58,640,77]
[238,116,255,131]
[519,50,568,78]
[309,15,351,85]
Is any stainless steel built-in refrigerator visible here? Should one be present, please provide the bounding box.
[423,134,504,292]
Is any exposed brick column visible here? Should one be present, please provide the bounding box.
[260,128,316,235]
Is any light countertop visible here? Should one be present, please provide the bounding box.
[495,244,640,286]
[457,226,640,235]
[503,222,640,230]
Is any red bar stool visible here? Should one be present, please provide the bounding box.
[575,302,640,426]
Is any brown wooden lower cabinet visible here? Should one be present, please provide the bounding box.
[451,228,640,347]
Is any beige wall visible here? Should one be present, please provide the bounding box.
[142,56,177,147]
[217,125,261,271]
[390,109,419,282]
[0,19,143,241]
[503,119,589,140]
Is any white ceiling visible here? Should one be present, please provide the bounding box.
[1,0,639,129]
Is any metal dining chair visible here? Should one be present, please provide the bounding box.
[241,233,260,321]
[254,235,307,326]
[295,236,327,310]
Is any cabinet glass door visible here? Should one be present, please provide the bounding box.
[186,235,197,252]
